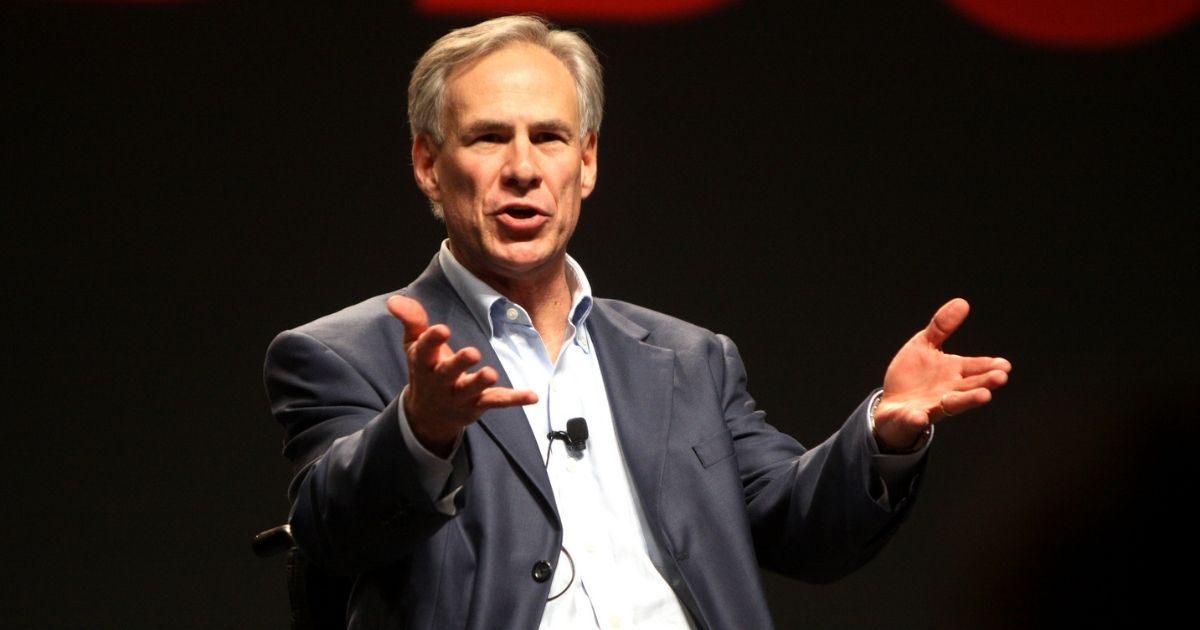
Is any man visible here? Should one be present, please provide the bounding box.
[264,15,1011,629]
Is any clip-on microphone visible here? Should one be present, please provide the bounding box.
[546,417,589,464]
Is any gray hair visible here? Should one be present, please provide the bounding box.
[407,15,604,146]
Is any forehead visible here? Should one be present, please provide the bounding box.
[443,43,579,128]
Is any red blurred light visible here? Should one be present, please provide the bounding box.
[415,0,734,22]
[945,0,1200,48]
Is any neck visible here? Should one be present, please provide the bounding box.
[494,267,574,361]
[492,267,572,325]
[450,244,575,358]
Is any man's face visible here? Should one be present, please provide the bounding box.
[413,43,598,287]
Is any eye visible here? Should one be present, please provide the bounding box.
[532,131,568,144]
[474,133,505,144]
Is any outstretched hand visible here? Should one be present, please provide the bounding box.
[873,298,1012,450]
[387,295,538,457]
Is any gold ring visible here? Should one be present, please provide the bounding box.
[939,394,955,417]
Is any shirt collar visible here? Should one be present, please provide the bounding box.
[437,240,594,339]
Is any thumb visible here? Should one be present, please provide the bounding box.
[923,297,970,348]
[387,295,429,344]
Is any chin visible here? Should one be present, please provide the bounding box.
[491,243,559,270]
[494,238,550,257]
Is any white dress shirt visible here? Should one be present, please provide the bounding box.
[400,242,695,629]
[397,241,929,628]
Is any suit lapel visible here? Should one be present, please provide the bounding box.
[405,257,558,520]
[403,261,678,529]
[589,301,676,532]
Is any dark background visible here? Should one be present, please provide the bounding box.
[4,1,1197,627]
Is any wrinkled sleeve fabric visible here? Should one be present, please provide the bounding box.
[396,393,469,515]
[264,327,452,576]
[713,334,928,583]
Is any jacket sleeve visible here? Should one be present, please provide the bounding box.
[715,334,925,583]
[264,328,453,575]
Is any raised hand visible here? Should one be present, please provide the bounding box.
[387,295,538,457]
[873,298,1012,450]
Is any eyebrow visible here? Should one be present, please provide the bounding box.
[460,119,575,139]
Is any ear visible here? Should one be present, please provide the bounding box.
[579,131,598,199]
[412,133,442,202]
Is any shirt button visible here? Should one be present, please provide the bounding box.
[610,615,622,628]
[506,307,519,321]
[565,460,577,473]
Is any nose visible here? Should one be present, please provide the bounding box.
[501,136,541,192]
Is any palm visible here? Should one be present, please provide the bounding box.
[874,299,1011,449]
[387,295,537,457]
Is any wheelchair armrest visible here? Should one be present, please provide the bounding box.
[252,523,295,558]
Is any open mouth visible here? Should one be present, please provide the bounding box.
[494,204,548,234]
[502,206,539,219]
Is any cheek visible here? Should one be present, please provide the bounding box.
[437,166,470,199]
[437,156,491,200]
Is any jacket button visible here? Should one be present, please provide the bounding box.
[531,560,553,583]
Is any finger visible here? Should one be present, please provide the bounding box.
[476,387,539,409]
[951,369,1009,392]
[453,365,501,397]
[387,295,430,344]
[923,298,970,348]
[939,388,992,418]
[959,355,1012,376]
[435,346,482,379]
[411,324,452,369]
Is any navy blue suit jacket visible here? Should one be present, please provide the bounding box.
[264,257,922,629]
